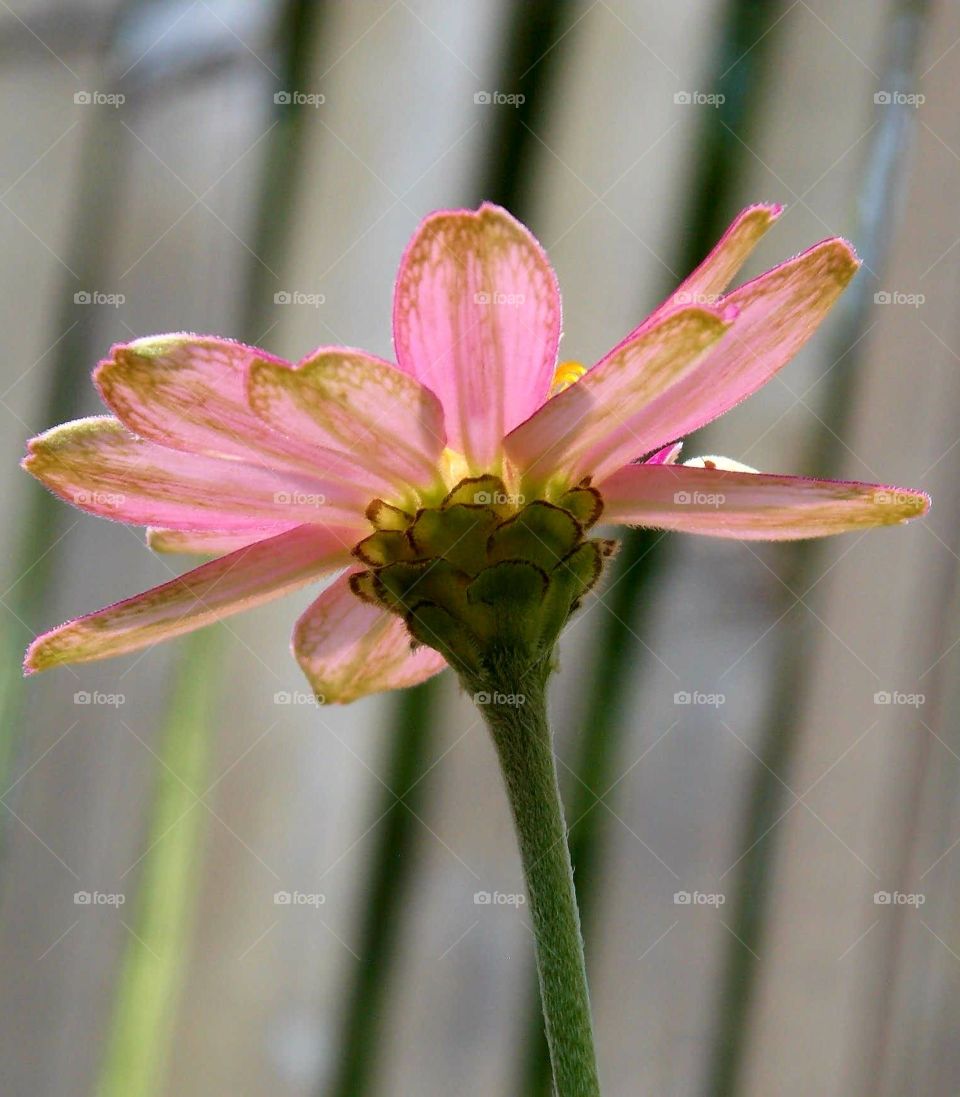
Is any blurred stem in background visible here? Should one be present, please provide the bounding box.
[514,1,788,1093]
[324,4,584,1096]
[707,3,933,1095]
[94,2,325,1095]
[95,633,221,1097]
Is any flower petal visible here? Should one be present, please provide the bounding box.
[662,203,783,311]
[599,462,930,540]
[24,417,369,531]
[645,441,683,465]
[294,572,447,703]
[613,238,860,459]
[147,526,297,555]
[393,203,561,469]
[25,525,353,673]
[248,349,446,493]
[511,238,859,488]
[96,334,392,493]
[503,307,731,488]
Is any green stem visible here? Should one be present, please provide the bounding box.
[475,659,600,1097]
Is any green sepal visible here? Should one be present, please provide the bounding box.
[487,501,582,571]
[538,541,606,647]
[555,485,603,529]
[365,498,413,531]
[375,557,471,619]
[352,529,417,566]
[467,560,548,649]
[441,475,513,517]
[348,571,381,605]
[409,504,499,573]
[404,600,483,676]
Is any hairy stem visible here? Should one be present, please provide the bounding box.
[473,657,600,1097]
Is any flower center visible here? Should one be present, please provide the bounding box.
[349,474,616,679]
[550,360,587,396]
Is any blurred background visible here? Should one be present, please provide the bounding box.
[1,1,958,1094]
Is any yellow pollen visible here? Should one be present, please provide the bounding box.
[550,360,587,396]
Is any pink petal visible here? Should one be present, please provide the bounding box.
[96,334,392,494]
[599,463,930,540]
[25,526,353,673]
[23,417,370,531]
[294,572,447,703]
[503,308,730,488]
[147,525,298,554]
[247,348,446,493]
[657,204,783,313]
[645,441,683,465]
[392,203,561,469]
[510,239,859,488]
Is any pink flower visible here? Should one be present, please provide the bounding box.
[23,203,928,701]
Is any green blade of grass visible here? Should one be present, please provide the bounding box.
[95,632,221,1097]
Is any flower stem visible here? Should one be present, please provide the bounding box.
[474,658,601,1096]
